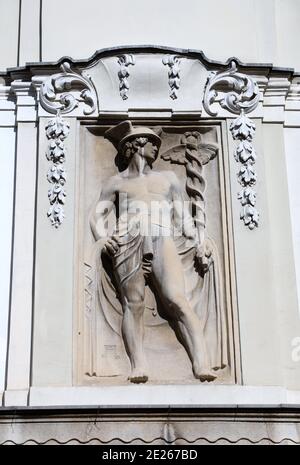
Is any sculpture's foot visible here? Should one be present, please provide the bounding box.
[193,365,217,382]
[128,368,148,384]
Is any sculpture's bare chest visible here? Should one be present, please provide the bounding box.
[117,172,172,202]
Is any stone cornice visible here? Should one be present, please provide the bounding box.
[0,46,300,121]
[10,80,37,122]
[0,45,295,80]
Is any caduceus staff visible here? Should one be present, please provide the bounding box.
[161,131,218,273]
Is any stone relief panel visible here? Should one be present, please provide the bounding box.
[76,121,238,385]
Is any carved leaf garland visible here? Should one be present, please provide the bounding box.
[162,55,181,100]
[230,113,259,229]
[238,187,257,207]
[45,114,69,228]
[117,54,135,100]
[203,62,260,230]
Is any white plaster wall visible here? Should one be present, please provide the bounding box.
[0,0,19,69]
[34,0,300,71]
[5,121,37,406]
[284,127,300,316]
[0,0,300,70]
[32,118,77,387]
[18,0,40,65]
[0,128,15,392]
[263,123,300,390]
[275,0,300,70]
[41,0,261,63]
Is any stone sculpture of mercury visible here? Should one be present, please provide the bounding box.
[90,120,216,383]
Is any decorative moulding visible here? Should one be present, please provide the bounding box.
[1,45,296,118]
[0,85,15,112]
[45,113,70,228]
[1,44,295,77]
[203,61,260,229]
[2,46,298,230]
[2,45,298,111]
[40,62,98,115]
[203,61,260,116]
[287,77,300,102]
[162,55,181,100]
[117,54,135,100]
[0,85,13,99]
[230,113,259,229]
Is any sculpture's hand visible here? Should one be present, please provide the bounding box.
[103,235,120,257]
[183,224,198,243]
[195,240,213,274]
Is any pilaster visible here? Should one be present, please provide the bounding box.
[0,85,16,403]
[4,81,37,406]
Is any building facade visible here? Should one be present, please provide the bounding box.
[1,0,300,444]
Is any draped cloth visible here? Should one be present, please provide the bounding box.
[84,222,228,377]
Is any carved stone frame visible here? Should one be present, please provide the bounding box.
[73,118,241,387]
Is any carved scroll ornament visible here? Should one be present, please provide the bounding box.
[40,62,98,115]
[203,61,260,229]
[203,61,259,116]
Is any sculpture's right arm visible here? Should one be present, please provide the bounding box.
[90,181,116,242]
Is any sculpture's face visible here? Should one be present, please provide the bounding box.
[142,140,159,163]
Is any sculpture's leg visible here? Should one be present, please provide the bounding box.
[119,268,148,383]
[152,237,216,382]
